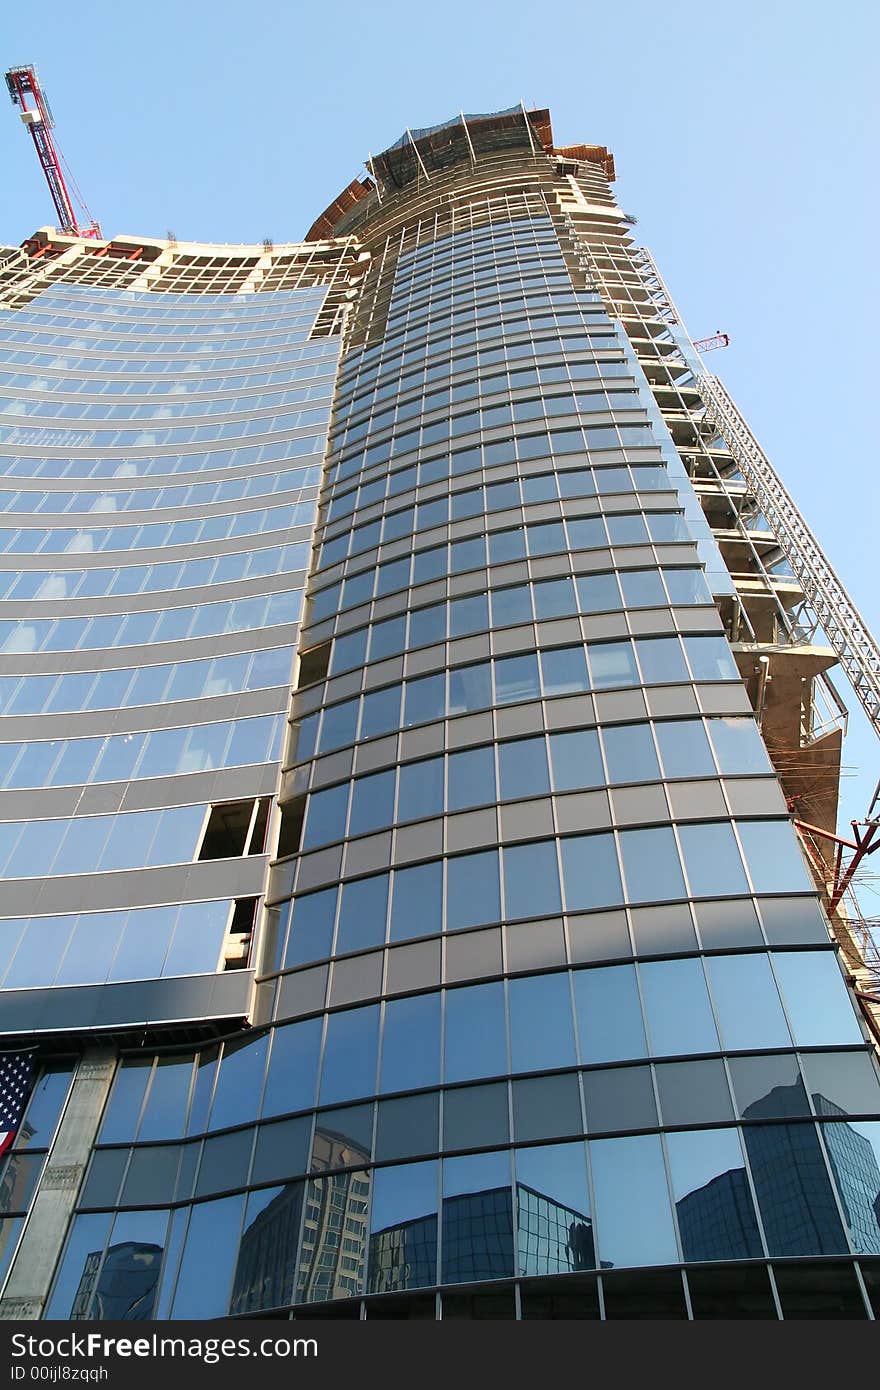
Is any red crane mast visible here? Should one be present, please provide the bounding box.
[5,64,101,239]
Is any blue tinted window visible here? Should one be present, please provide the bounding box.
[561,833,623,911]
[573,964,647,1063]
[679,822,749,897]
[284,889,336,968]
[540,646,589,695]
[349,769,395,837]
[404,673,445,727]
[591,1134,679,1268]
[320,1005,380,1105]
[495,653,540,706]
[498,737,549,800]
[447,745,495,810]
[380,993,441,1093]
[444,981,508,1083]
[336,875,388,953]
[448,662,492,716]
[705,954,791,1050]
[709,716,773,774]
[398,757,443,822]
[390,861,442,941]
[509,973,576,1072]
[640,958,719,1056]
[302,784,348,849]
[603,724,660,784]
[619,827,686,903]
[360,685,401,739]
[666,1128,762,1261]
[743,1122,847,1256]
[447,850,500,930]
[736,820,812,893]
[549,729,603,791]
[656,720,715,778]
[772,951,863,1047]
[262,1018,322,1117]
[171,1193,244,1317]
[503,840,561,919]
[442,1149,514,1284]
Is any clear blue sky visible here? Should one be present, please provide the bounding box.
[2,0,878,843]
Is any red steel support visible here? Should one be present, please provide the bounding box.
[5,65,101,239]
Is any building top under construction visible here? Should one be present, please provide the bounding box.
[306,105,615,241]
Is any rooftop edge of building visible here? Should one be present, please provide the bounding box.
[305,105,615,242]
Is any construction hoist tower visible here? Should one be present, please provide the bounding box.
[555,199,880,1022]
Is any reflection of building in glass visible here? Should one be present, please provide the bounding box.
[516,1183,594,1276]
[815,1099,880,1256]
[675,1168,760,1263]
[72,1242,162,1320]
[442,1186,514,1285]
[295,1129,371,1304]
[0,1123,35,1213]
[230,1183,304,1315]
[368,1212,438,1294]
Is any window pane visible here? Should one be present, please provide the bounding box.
[591,1135,678,1267]
[171,1193,244,1317]
[736,821,812,893]
[368,1160,438,1293]
[541,646,589,697]
[380,993,441,1093]
[498,738,549,801]
[515,1142,593,1276]
[444,981,507,1083]
[561,833,623,911]
[679,822,749,897]
[619,827,686,903]
[336,875,388,954]
[705,954,791,1050]
[549,729,603,792]
[573,964,646,1063]
[503,840,561,920]
[509,974,575,1072]
[743,1123,847,1256]
[709,716,772,775]
[495,653,540,706]
[398,757,443,823]
[390,861,442,941]
[821,1120,880,1255]
[348,769,395,837]
[284,888,336,968]
[656,720,715,778]
[446,850,500,930]
[640,958,719,1056]
[666,1128,762,1261]
[319,1005,379,1105]
[602,724,659,784]
[447,745,495,811]
[772,951,863,1047]
[442,1150,514,1284]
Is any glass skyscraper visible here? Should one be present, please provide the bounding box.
[0,108,878,1321]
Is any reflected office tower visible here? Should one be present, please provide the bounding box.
[1,107,880,1322]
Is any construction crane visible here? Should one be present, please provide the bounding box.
[5,64,101,239]
[694,331,729,352]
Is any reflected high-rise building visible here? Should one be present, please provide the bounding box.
[1,106,879,1321]
[71,1242,162,1321]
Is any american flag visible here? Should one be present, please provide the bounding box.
[0,1051,36,1158]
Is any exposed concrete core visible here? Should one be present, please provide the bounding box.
[0,1048,115,1320]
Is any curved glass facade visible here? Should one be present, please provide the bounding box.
[1,116,878,1323]
[0,279,341,1040]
